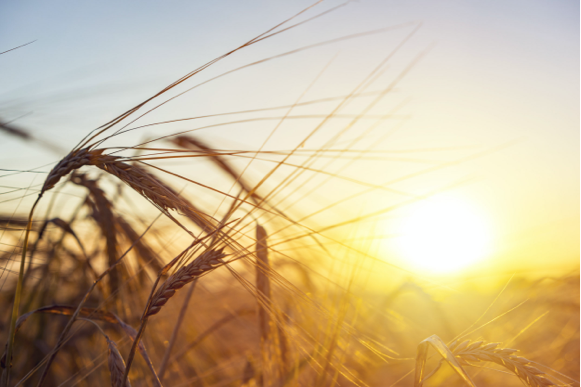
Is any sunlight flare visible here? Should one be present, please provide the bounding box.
[397,194,492,273]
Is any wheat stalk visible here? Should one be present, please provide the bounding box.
[147,248,227,317]
[256,224,272,344]
[120,247,227,386]
[29,215,161,387]
[41,148,99,193]
[73,318,133,387]
[1,197,40,387]
[255,224,271,387]
[450,340,556,387]
[42,148,216,233]
[106,338,132,387]
[89,153,215,230]
[254,224,291,385]
[71,174,122,307]
[2,5,376,385]
[156,278,197,382]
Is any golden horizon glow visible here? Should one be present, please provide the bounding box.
[397,194,492,274]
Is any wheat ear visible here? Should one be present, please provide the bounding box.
[2,148,105,387]
[72,174,123,308]
[90,154,215,231]
[42,148,100,192]
[107,338,132,387]
[33,213,160,387]
[121,247,227,386]
[147,248,227,317]
[42,148,215,231]
[75,318,133,387]
[450,340,556,387]
[255,224,273,387]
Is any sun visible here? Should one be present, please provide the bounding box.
[397,194,492,274]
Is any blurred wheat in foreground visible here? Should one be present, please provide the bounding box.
[0,2,578,387]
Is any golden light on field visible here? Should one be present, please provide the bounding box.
[397,194,492,274]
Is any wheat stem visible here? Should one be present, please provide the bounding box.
[119,266,165,387]
[122,247,227,386]
[1,194,41,387]
[157,279,198,381]
[121,318,148,387]
[32,214,160,387]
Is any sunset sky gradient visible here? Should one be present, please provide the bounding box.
[1,0,578,276]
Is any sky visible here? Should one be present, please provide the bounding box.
[0,0,579,277]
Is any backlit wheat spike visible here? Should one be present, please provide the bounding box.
[451,340,556,387]
[106,338,132,387]
[256,224,272,344]
[72,174,122,307]
[42,148,101,192]
[73,172,168,274]
[255,224,289,384]
[146,248,227,317]
[90,153,216,231]
[41,148,215,233]
[255,223,272,387]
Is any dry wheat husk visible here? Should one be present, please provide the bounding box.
[42,148,216,231]
[256,224,272,344]
[146,248,227,317]
[72,174,122,307]
[255,224,290,385]
[42,148,100,192]
[107,338,132,387]
[450,340,556,387]
[42,148,219,239]
[89,153,216,231]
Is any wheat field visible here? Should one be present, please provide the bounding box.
[0,1,578,387]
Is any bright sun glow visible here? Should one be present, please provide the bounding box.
[397,194,492,273]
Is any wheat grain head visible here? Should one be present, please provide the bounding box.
[146,248,227,317]
[450,340,556,387]
[106,337,132,387]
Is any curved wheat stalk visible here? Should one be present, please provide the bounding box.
[106,338,132,387]
[2,5,370,385]
[74,318,133,387]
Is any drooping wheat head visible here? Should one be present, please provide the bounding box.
[146,248,227,317]
[106,337,132,387]
[450,340,556,387]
